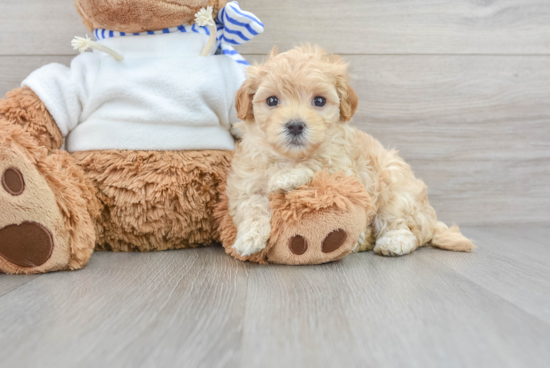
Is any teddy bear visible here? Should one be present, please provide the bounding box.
[0,0,265,274]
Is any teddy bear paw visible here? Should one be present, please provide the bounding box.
[0,135,94,274]
[268,226,357,265]
[0,168,54,269]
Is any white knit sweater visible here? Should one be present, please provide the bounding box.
[22,30,247,152]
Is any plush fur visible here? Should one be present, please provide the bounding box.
[73,149,232,252]
[0,87,63,151]
[227,45,475,259]
[0,0,234,274]
[216,171,375,264]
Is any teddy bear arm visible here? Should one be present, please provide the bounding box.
[0,87,63,151]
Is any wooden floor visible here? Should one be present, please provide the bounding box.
[0,224,548,368]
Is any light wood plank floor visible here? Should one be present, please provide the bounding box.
[0,224,548,368]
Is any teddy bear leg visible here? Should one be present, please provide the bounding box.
[72,149,233,252]
[217,171,376,265]
[0,123,99,274]
[266,204,369,265]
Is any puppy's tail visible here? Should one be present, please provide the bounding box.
[431,222,475,253]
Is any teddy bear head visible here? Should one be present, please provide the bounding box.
[74,0,227,33]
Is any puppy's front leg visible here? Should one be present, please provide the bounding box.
[232,194,272,257]
[268,166,315,193]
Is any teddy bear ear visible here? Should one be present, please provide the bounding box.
[74,0,94,32]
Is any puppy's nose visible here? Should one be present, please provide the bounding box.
[285,121,306,136]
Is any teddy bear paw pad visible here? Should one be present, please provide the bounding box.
[2,167,25,195]
[265,197,368,267]
[322,229,347,254]
[0,222,53,268]
[289,235,308,255]
[269,226,355,265]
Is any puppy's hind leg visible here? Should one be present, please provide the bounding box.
[352,227,376,253]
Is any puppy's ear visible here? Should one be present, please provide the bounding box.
[330,54,359,122]
[339,84,359,122]
[269,46,279,60]
[236,66,261,121]
[236,80,254,121]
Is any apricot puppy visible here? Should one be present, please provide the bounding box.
[227,45,474,258]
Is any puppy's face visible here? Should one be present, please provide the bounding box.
[236,46,358,160]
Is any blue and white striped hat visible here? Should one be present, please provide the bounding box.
[93,1,263,66]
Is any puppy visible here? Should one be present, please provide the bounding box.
[227,45,474,258]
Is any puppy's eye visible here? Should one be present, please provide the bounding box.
[313,96,326,107]
[266,96,279,107]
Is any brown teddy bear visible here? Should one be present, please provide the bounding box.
[0,0,265,274]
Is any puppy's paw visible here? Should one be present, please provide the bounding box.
[232,233,269,257]
[268,168,314,193]
[232,220,271,257]
[374,229,418,256]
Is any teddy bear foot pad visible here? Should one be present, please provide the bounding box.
[0,221,54,268]
[288,229,348,256]
[265,210,365,266]
[269,228,351,264]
